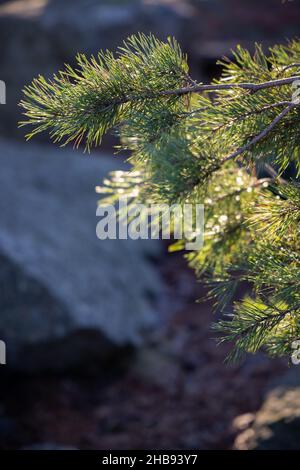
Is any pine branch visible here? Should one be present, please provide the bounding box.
[19,35,300,362]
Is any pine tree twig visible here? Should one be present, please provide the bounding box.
[211,101,295,133]
[277,63,300,77]
[231,303,300,341]
[264,163,286,185]
[221,103,296,164]
[160,76,300,98]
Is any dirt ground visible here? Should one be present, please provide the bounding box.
[0,248,287,450]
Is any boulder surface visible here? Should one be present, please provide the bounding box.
[0,138,162,372]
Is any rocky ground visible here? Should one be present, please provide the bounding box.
[0,248,287,450]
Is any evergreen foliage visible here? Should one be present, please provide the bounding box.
[19,34,300,361]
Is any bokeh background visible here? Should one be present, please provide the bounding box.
[0,0,300,450]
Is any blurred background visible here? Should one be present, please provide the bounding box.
[0,0,300,451]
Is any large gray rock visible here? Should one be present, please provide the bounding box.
[234,367,300,450]
[0,138,162,372]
